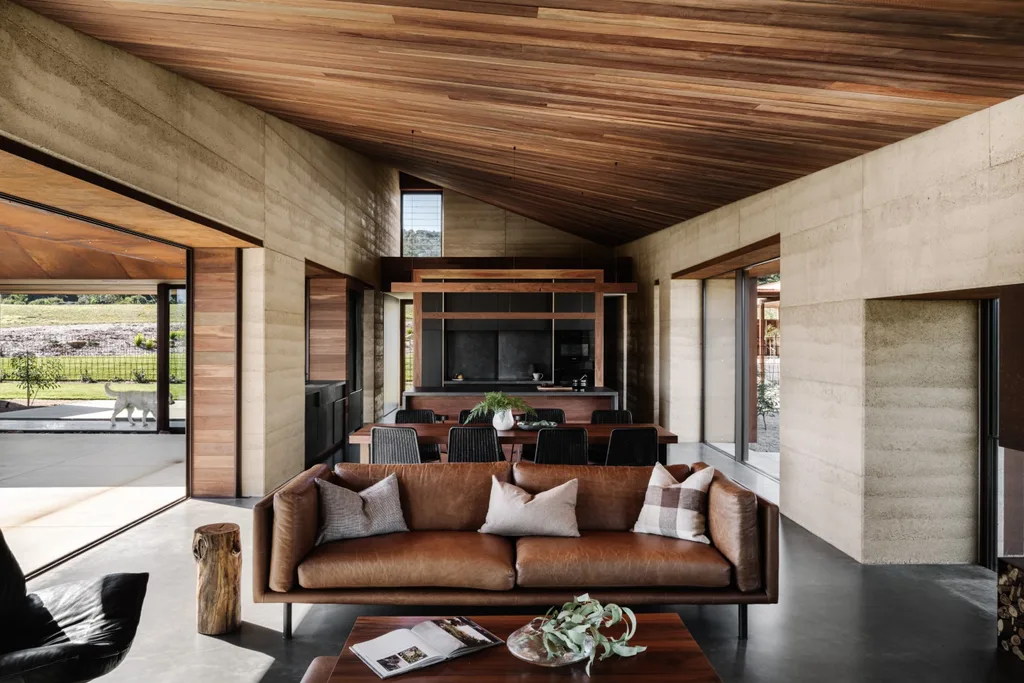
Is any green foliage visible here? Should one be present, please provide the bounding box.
[130,368,148,384]
[757,380,780,427]
[1,293,28,304]
[27,296,65,306]
[402,229,442,257]
[133,333,146,347]
[465,391,536,423]
[144,339,156,350]
[758,273,780,284]
[169,330,186,341]
[80,368,95,383]
[9,353,63,405]
[539,594,646,675]
[76,294,155,304]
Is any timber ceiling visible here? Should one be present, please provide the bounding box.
[0,200,186,280]
[17,0,1024,245]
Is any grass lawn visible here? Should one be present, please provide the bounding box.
[1,355,186,383]
[0,303,185,327]
[0,382,187,402]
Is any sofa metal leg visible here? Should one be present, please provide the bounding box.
[738,604,748,640]
[283,603,293,640]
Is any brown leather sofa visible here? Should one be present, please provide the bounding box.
[253,461,778,639]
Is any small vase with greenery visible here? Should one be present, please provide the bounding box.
[507,594,646,674]
[465,391,535,430]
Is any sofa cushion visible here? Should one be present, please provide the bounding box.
[512,462,690,531]
[633,464,715,544]
[693,462,762,593]
[479,476,579,537]
[315,474,407,544]
[515,531,731,589]
[298,531,515,591]
[335,462,511,531]
[270,464,333,592]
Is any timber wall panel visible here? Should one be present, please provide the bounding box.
[307,278,347,381]
[191,248,239,497]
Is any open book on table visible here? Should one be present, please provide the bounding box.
[350,617,503,679]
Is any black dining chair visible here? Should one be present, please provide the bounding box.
[534,427,589,465]
[370,426,422,464]
[591,409,633,424]
[459,409,493,425]
[0,529,149,683]
[447,426,503,463]
[604,427,660,466]
[519,408,566,461]
[589,409,633,462]
[395,409,441,462]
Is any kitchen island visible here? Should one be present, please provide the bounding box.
[403,384,620,423]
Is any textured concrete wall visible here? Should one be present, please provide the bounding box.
[863,300,979,564]
[0,0,400,495]
[618,93,1024,562]
[442,190,609,259]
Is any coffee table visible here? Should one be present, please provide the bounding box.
[329,613,722,681]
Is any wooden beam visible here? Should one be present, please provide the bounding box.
[412,269,604,280]
[672,235,781,280]
[421,311,596,320]
[391,282,637,294]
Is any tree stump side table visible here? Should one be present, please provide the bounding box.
[998,557,1024,663]
[193,523,242,635]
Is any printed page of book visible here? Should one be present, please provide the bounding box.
[411,617,503,659]
[350,629,443,678]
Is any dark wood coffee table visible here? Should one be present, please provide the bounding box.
[329,613,722,681]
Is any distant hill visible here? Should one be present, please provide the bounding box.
[403,229,442,257]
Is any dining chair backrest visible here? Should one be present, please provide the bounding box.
[395,410,441,462]
[604,427,659,466]
[591,409,633,425]
[447,426,503,463]
[459,409,493,425]
[395,409,437,424]
[534,427,589,465]
[370,426,422,464]
[531,408,566,424]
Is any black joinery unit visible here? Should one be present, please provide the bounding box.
[304,381,347,469]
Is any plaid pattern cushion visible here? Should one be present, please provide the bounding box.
[314,474,408,544]
[632,463,715,544]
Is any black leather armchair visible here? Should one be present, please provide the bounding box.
[0,531,148,683]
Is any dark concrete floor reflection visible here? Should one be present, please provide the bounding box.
[27,488,1021,683]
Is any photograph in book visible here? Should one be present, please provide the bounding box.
[350,617,503,678]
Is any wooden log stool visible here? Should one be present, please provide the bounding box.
[999,557,1024,664]
[192,522,242,635]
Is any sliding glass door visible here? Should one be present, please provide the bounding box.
[702,260,781,479]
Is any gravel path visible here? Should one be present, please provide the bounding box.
[0,323,184,357]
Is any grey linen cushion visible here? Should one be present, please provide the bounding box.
[314,474,408,544]
[478,475,579,537]
[632,463,715,544]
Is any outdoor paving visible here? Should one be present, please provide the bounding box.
[0,399,186,432]
[0,432,185,572]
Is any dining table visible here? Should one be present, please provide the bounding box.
[348,422,678,464]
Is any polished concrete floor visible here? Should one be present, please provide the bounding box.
[0,432,185,571]
[24,446,1020,683]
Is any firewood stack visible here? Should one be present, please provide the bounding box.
[998,558,1024,663]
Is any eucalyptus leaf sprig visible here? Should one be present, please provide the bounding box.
[539,594,646,674]
[465,391,536,423]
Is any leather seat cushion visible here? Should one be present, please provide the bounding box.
[298,531,515,591]
[515,531,732,589]
[300,656,338,683]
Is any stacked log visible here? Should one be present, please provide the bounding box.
[998,558,1024,662]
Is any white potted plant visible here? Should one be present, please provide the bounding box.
[465,391,535,430]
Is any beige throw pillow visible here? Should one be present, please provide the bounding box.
[478,475,579,537]
[632,463,715,544]
[314,474,408,545]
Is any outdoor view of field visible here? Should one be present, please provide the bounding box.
[0,295,186,404]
